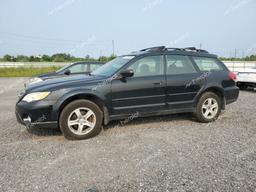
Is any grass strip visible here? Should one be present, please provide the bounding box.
[0,67,61,77]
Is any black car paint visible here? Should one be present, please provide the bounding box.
[16,50,239,129]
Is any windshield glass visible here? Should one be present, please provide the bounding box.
[91,56,135,76]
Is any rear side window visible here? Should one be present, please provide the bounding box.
[192,57,224,72]
[166,55,197,75]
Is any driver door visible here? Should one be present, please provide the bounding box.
[111,55,166,115]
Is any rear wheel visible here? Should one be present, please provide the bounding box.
[59,99,103,140]
[194,92,221,123]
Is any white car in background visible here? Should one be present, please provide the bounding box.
[237,67,256,90]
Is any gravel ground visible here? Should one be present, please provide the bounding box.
[0,77,256,192]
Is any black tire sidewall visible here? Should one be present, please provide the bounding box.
[59,99,103,140]
[195,92,221,123]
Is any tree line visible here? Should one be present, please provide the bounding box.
[0,53,116,63]
[1,53,256,62]
[219,54,256,61]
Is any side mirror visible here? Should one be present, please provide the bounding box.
[120,69,134,78]
[64,69,71,75]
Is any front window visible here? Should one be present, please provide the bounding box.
[127,55,164,77]
[90,64,101,71]
[56,63,73,73]
[91,56,135,76]
[67,64,86,73]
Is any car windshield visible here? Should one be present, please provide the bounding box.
[91,56,135,77]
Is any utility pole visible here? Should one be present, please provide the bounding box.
[112,40,115,56]
[99,50,102,61]
[234,48,237,59]
[199,43,202,49]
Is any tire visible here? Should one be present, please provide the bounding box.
[194,92,221,123]
[59,99,103,140]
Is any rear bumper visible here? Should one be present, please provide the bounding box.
[224,86,239,105]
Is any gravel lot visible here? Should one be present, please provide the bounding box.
[0,78,256,192]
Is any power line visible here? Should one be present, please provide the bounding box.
[0,31,111,45]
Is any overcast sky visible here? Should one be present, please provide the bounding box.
[0,0,255,58]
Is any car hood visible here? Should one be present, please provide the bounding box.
[25,74,106,93]
[37,71,57,78]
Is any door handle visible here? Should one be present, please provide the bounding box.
[153,81,163,86]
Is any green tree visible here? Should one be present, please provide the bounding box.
[3,54,12,61]
[16,55,29,62]
[52,53,72,62]
[41,54,51,62]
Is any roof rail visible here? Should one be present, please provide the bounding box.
[139,46,209,53]
[183,47,208,53]
[166,47,209,53]
[196,49,209,53]
[183,47,197,51]
[140,46,166,52]
[165,47,183,51]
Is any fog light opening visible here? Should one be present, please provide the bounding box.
[23,116,31,123]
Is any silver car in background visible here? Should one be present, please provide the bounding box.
[237,67,256,90]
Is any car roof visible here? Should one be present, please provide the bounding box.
[125,46,217,58]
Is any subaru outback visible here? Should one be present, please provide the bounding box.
[16,46,239,140]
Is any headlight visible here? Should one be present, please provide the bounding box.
[22,92,50,103]
[28,77,43,85]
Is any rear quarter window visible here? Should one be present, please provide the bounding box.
[192,57,224,72]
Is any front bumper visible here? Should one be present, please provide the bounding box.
[15,100,58,129]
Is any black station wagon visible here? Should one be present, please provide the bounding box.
[16,46,239,140]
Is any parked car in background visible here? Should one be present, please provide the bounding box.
[26,61,104,86]
[16,46,239,140]
[237,67,256,90]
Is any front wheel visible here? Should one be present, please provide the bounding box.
[194,92,221,123]
[59,99,103,140]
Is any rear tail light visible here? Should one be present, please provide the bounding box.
[228,72,237,81]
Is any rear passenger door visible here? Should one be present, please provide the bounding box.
[165,54,202,109]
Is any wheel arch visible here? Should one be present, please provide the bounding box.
[57,92,110,126]
[196,86,225,109]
